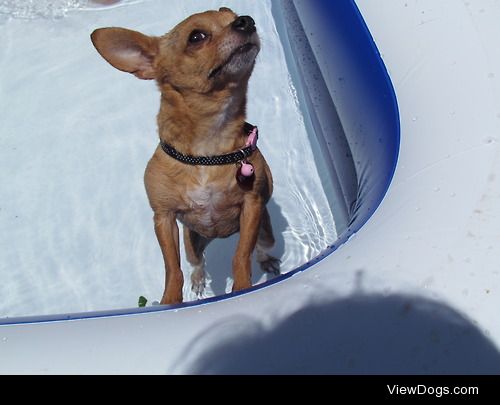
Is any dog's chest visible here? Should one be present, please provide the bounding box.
[179,172,242,237]
[187,183,224,214]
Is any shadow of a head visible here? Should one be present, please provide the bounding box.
[172,293,500,374]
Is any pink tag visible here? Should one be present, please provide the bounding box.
[240,161,254,177]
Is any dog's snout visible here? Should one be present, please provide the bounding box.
[231,15,256,34]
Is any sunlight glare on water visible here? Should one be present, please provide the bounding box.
[0,0,338,317]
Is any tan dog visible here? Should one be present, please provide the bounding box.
[91,7,280,304]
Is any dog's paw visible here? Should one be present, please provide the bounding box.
[160,293,183,305]
[191,269,206,298]
[191,279,206,298]
[259,256,281,276]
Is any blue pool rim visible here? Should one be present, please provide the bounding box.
[0,0,400,326]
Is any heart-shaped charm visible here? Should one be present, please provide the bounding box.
[236,160,255,184]
[240,161,254,177]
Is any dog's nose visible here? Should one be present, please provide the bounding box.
[232,15,256,34]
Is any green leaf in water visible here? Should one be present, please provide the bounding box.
[138,296,148,307]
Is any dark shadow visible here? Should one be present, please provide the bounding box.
[202,197,287,295]
[174,291,500,374]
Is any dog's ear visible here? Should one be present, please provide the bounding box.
[91,27,159,80]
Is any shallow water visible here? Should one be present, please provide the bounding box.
[0,0,337,317]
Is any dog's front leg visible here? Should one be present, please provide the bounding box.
[232,195,263,292]
[154,212,184,304]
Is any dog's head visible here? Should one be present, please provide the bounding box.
[91,7,260,93]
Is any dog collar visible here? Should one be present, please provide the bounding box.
[160,122,258,167]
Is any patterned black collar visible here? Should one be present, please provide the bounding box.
[159,122,257,166]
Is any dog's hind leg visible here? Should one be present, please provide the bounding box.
[256,206,281,276]
[183,226,212,297]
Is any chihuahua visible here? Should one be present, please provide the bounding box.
[91,7,280,304]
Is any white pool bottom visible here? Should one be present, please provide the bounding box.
[0,0,337,318]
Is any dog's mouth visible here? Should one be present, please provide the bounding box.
[208,43,258,79]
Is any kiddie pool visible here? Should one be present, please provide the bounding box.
[2,0,500,374]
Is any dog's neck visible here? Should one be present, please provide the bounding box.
[157,83,249,156]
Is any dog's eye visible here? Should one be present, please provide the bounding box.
[188,30,208,44]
